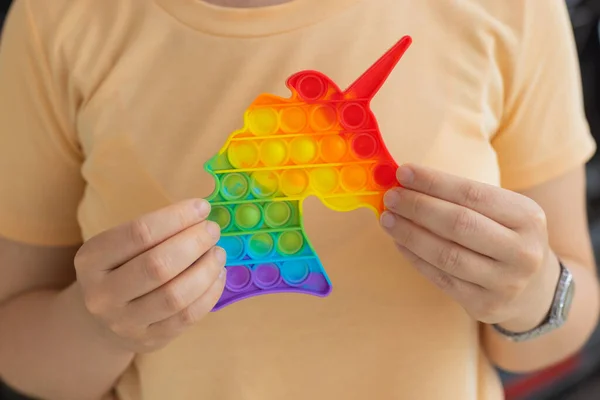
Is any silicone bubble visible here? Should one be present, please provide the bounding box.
[204,36,413,310]
[340,164,369,192]
[297,74,326,100]
[228,141,260,169]
[290,137,318,165]
[340,103,368,130]
[277,230,304,255]
[310,105,337,131]
[351,133,379,159]
[281,260,311,286]
[226,266,252,292]
[373,162,398,189]
[209,205,232,230]
[310,167,339,194]
[220,236,245,261]
[260,139,288,167]
[280,169,310,197]
[264,201,292,228]
[220,173,249,201]
[253,263,281,289]
[234,203,263,230]
[248,107,279,135]
[250,171,279,198]
[280,107,307,133]
[248,232,275,259]
[320,135,347,163]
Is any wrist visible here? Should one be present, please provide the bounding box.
[496,252,562,333]
[58,283,136,358]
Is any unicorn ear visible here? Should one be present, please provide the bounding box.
[286,71,342,102]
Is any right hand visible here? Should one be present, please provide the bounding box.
[74,199,226,353]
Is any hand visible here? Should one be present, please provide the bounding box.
[74,199,226,353]
[380,164,561,331]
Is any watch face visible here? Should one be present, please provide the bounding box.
[560,280,575,321]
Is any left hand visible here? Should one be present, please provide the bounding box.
[380,164,561,332]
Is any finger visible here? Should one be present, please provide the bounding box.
[383,186,521,262]
[394,243,483,305]
[105,221,222,303]
[146,269,227,337]
[125,246,226,326]
[81,199,212,272]
[395,164,539,228]
[381,212,497,288]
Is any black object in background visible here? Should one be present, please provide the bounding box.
[568,0,600,151]
[570,1,600,240]
[0,384,28,400]
[0,1,9,29]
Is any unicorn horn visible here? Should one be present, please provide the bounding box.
[344,35,412,100]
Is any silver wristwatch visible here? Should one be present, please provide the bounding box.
[492,261,575,342]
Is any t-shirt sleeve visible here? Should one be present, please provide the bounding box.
[0,0,85,246]
[492,0,597,191]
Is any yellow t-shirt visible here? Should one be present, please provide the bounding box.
[0,0,596,399]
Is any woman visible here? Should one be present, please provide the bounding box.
[0,0,598,399]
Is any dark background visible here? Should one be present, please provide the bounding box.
[1,1,600,399]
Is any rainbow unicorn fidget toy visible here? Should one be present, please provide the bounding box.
[205,36,413,310]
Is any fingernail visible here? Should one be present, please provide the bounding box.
[215,246,226,263]
[397,165,414,186]
[195,199,210,218]
[380,211,396,228]
[206,221,221,239]
[219,267,227,280]
[383,190,400,208]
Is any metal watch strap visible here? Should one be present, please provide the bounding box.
[491,261,573,342]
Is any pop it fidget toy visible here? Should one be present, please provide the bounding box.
[205,36,413,310]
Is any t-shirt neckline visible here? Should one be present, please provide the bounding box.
[154,0,362,38]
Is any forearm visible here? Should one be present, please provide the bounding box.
[483,260,600,373]
[0,283,135,400]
